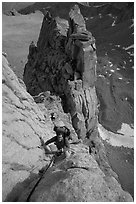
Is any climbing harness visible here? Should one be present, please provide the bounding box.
[26,155,55,202]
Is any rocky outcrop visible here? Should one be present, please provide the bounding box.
[2,55,133,202]
[4,2,133,133]
[18,143,132,202]
[21,4,134,200]
[2,3,134,202]
[23,5,98,140]
[3,2,133,133]
[2,55,55,201]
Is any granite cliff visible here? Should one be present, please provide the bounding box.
[2,54,54,201]
[2,4,133,202]
[21,2,134,133]
[2,54,132,201]
[23,5,98,141]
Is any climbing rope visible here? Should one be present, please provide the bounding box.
[26,155,55,202]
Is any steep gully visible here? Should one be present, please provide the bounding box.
[23,5,133,199]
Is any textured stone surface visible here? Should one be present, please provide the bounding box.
[2,55,133,202]
[3,3,133,133]
[23,5,98,140]
[2,55,55,201]
[18,143,133,202]
[2,3,134,201]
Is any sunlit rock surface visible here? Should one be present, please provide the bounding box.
[2,55,54,201]
[22,3,134,133]
[19,143,132,202]
[23,5,98,140]
[3,56,133,202]
[3,2,134,132]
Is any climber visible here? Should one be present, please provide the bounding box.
[50,112,56,121]
[43,126,72,158]
[89,140,97,155]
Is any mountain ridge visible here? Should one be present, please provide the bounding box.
[2,2,134,201]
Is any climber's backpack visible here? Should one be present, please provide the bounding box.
[54,126,72,140]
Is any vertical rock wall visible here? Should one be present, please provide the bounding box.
[23,5,98,140]
[2,55,133,202]
[2,55,55,201]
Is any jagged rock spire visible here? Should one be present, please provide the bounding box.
[23,5,97,139]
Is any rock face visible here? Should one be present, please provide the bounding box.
[3,4,133,202]
[2,49,133,202]
[2,55,55,201]
[19,143,132,202]
[3,3,133,133]
[23,5,98,140]
[4,2,133,133]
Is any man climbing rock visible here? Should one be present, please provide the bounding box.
[50,112,56,121]
[89,140,97,155]
[43,126,71,158]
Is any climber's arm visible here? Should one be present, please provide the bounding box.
[44,136,57,146]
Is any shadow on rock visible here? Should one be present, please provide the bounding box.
[4,171,39,202]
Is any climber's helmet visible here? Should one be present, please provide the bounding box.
[54,126,71,140]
